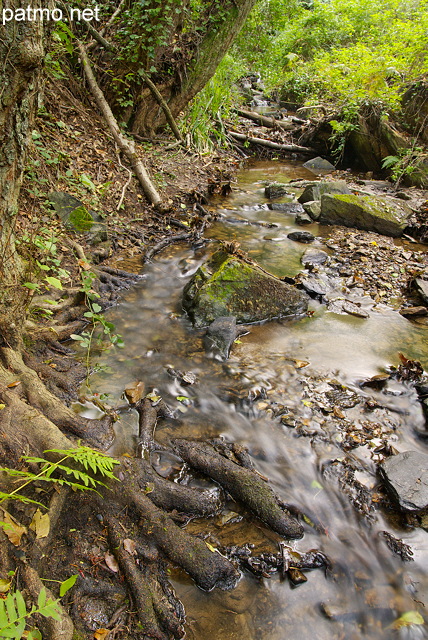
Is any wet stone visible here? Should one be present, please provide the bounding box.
[413,278,428,305]
[380,450,428,511]
[264,183,290,199]
[267,202,304,214]
[303,199,321,220]
[204,316,240,360]
[399,306,428,318]
[287,231,315,243]
[302,157,336,174]
[295,212,313,225]
[300,274,334,297]
[301,248,329,268]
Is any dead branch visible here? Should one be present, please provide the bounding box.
[234,108,295,131]
[144,231,192,262]
[227,130,314,153]
[77,41,164,210]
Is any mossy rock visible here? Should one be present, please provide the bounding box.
[68,205,94,232]
[182,249,309,327]
[320,193,412,237]
[298,180,350,205]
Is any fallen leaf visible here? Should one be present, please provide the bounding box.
[123,538,137,556]
[205,541,217,553]
[94,629,110,640]
[104,552,119,573]
[124,381,145,404]
[30,509,50,539]
[0,404,5,410]
[6,381,21,388]
[1,510,27,546]
[0,578,11,593]
[392,611,425,629]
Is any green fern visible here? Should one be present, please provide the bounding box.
[0,445,120,506]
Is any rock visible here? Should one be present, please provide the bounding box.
[203,316,241,360]
[264,183,290,199]
[49,191,108,244]
[341,300,370,318]
[412,278,428,305]
[395,191,412,201]
[300,274,334,297]
[287,231,315,243]
[399,306,428,318]
[380,450,428,511]
[298,180,350,204]
[302,157,336,174]
[303,200,322,221]
[267,202,304,214]
[295,212,313,225]
[182,249,309,327]
[319,193,412,237]
[301,248,329,268]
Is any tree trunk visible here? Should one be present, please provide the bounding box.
[131,0,257,137]
[0,2,51,347]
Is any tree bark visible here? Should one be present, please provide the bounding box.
[0,2,51,347]
[130,0,258,136]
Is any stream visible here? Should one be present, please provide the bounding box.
[80,159,428,639]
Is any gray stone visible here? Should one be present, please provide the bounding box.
[303,200,322,220]
[399,306,428,317]
[182,249,309,327]
[303,156,336,174]
[204,316,240,360]
[264,183,290,199]
[319,193,412,237]
[380,450,428,511]
[268,202,304,214]
[287,231,315,243]
[298,180,351,204]
[49,191,107,244]
[413,278,428,305]
[295,212,313,225]
[301,248,329,268]
[300,274,334,297]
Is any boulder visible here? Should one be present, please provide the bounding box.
[298,180,350,204]
[319,193,412,237]
[203,316,242,360]
[287,231,315,243]
[380,451,428,511]
[301,248,329,268]
[295,212,313,225]
[264,183,290,199]
[268,202,304,214]
[182,249,309,327]
[302,156,336,174]
[303,200,322,221]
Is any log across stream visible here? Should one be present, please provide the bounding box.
[76,159,428,640]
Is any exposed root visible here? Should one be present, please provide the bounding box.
[106,515,185,640]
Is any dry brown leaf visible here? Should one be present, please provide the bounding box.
[123,538,137,556]
[124,381,145,404]
[6,381,21,388]
[94,629,110,640]
[30,508,50,539]
[78,259,92,271]
[104,552,119,573]
[1,510,26,546]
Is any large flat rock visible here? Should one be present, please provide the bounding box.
[319,193,412,237]
[182,249,309,327]
[379,450,428,511]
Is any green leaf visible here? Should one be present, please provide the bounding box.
[23,282,40,291]
[37,588,46,610]
[15,591,26,619]
[45,276,63,290]
[393,610,425,628]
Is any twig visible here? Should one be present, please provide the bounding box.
[115,146,133,211]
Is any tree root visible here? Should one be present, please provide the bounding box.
[106,515,185,640]
[117,473,240,591]
[172,439,304,539]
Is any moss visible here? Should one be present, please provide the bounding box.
[68,205,94,232]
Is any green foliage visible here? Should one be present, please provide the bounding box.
[236,0,428,110]
[381,144,425,184]
[0,446,120,506]
[183,54,245,152]
[0,576,77,639]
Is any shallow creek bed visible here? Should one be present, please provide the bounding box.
[63,160,428,640]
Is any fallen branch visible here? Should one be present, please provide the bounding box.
[144,231,192,262]
[136,397,158,456]
[77,40,164,210]
[234,108,296,131]
[227,130,314,154]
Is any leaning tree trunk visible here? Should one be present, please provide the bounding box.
[0,2,51,348]
[131,0,257,137]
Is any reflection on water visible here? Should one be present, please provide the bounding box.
[82,160,428,639]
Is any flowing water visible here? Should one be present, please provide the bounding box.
[81,160,428,639]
